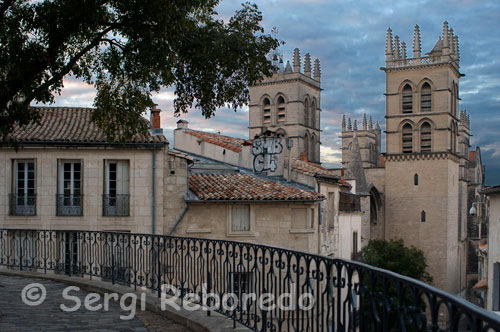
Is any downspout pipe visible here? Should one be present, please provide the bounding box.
[152,149,156,235]
[317,181,322,254]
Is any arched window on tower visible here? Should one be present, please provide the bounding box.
[277,96,286,123]
[310,100,316,129]
[451,122,458,153]
[402,123,413,153]
[262,97,271,125]
[421,83,432,112]
[402,84,413,113]
[304,98,310,126]
[304,132,310,160]
[309,134,316,162]
[420,122,432,152]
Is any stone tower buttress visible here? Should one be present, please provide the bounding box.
[249,49,322,163]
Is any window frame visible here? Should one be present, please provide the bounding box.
[402,123,413,154]
[103,159,130,217]
[56,159,83,216]
[10,159,37,216]
[227,204,255,237]
[291,207,314,231]
[420,122,432,152]
[420,83,432,113]
[402,84,413,114]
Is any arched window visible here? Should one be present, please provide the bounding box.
[311,100,316,129]
[262,97,271,125]
[304,132,310,159]
[402,84,413,113]
[421,210,426,222]
[421,83,431,112]
[304,98,310,126]
[420,122,432,152]
[277,96,286,123]
[402,123,413,153]
[414,173,419,186]
[451,122,457,153]
[309,134,316,162]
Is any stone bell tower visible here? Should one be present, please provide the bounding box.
[381,22,468,294]
[248,49,322,163]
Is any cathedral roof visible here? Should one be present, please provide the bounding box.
[292,158,351,187]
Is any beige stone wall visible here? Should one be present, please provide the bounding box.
[384,156,461,293]
[0,146,166,234]
[487,193,500,311]
[173,202,320,253]
[338,212,362,260]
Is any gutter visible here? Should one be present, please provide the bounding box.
[184,198,325,204]
[3,141,167,149]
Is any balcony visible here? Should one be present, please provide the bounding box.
[0,229,498,331]
[56,194,83,216]
[8,194,36,216]
[102,194,129,217]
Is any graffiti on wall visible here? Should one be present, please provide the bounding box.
[252,136,283,172]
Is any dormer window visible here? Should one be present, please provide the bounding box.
[277,96,286,122]
[421,83,431,112]
[263,98,271,124]
[402,85,413,113]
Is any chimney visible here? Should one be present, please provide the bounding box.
[176,119,189,129]
[151,107,161,129]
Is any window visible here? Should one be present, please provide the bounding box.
[291,208,312,229]
[352,232,358,254]
[402,124,413,153]
[277,96,286,122]
[57,160,83,216]
[263,98,271,125]
[304,98,310,126]
[421,83,432,112]
[310,100,316,129]
[10,159,36,216]
[414,173,419,186]
[494,263,500,311]
[421,210,426,222]
[232,205,250,232]
[103,160,130,216]
[232,272,253,295]
[402,84,413,113]
[421,122,432,152]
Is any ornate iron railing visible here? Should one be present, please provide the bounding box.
[102,194,130,217]
[0,229,498,332]
[56,194,83,216]
[8,194,36,216]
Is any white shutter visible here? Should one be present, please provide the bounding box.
[116,161,129,195]
[232,205,250,231]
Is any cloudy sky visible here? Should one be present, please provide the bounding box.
[48,0,500,185]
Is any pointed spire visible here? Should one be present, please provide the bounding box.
[467,114,470,128]
[375,120,381,130]
[460,110,464,122]
[394,35,401,59]
[386,27,394,60]
[449,29,455,58]
[313,58,321,82]
[369,116,373,130]
[353,119,358,131]
[342,115,346,132]
[347,118,352,131]
[293,48,301,73]
[454,35,460,61]
[304,53,311,77]
[401,41,407,59]
[413,24,421,58]
[442,21,449,54]
[362,114,367,130]
[284,60,292,73]
[348,131,368,194]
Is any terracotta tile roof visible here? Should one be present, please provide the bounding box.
[479,243,488,254]
[292,159,351,187]
[188,173,324,201]
[5,107,167,145]
[182,129,252,153]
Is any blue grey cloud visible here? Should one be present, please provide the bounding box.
[48,0,500,184]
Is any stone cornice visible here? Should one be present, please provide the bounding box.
[386,152,460,162]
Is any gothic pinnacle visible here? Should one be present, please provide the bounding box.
[369,116,373,130]
[353,119,358,131]
[362,114,367,130]
[342,115,346,132]
[401,41,407,59]
[413,24,421,58]
[386,27,394,60]
[293,48,301,73]
[313,58,321,82]
[442,21,449,53]
[394,35,401,59]
[348,118,352,131]
[304,53,311,77]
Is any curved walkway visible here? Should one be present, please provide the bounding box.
[0,275,189,332]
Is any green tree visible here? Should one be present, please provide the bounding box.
[0,0,279,143]
[362,238,432,283]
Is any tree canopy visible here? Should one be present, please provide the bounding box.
[0,0,279,142]
[362,238,433,283]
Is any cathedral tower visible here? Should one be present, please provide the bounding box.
[248,49,322,163]
[381,22,468,293]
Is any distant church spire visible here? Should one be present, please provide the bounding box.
[413,24,421,58]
